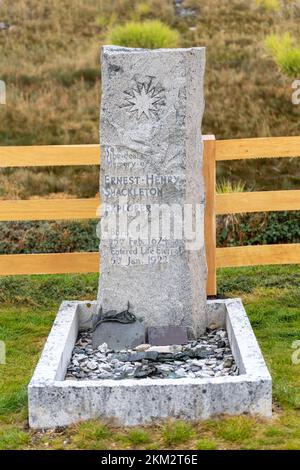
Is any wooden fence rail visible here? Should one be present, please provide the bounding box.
[0,135,299,295]
[1,189,299,222]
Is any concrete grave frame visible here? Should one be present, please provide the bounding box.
[28,299,272,428]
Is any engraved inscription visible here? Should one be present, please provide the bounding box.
[109,238,185,267]
[103,146,147,170]
[103,173,186,199]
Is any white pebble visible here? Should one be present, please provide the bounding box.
[97,342,108,353]
[134,343,151,352]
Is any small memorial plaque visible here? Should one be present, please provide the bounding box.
[148,326,188,346]
[92,319,146,350]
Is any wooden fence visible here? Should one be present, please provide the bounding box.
[0,135,299,296]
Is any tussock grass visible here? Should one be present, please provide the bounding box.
[162,421,195,446]
[127,429,152,445]
[69,421,112,450]
[215,416,254,442]
[265,33,300,76]
[216,179,246,194]
[196,438,217,450]
[107,20,179,48]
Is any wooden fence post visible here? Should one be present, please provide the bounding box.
[203,135,217,296]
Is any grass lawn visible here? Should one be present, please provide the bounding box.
[0,265,299,450]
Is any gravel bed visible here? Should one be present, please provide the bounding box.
[65,327,239,380]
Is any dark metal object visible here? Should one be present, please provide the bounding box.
[92,302,136,332]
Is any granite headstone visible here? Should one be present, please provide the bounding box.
[97,46,207,338]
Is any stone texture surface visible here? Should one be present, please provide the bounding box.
[28,299,272,428]
[92,318,145,350]
[98,46,207,338]
[148,325,188,346]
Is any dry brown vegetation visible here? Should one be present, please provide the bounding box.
[1,0,300,145]
[0,0,299,198]
[0,0,299,249]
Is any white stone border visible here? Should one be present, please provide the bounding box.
[28,299,272,428]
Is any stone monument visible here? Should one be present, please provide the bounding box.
[97,46,207,341]
[28,46,272,429]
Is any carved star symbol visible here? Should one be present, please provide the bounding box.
[121,78,166,120]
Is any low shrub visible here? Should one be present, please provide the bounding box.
[0,221,98,254]
[217,211,300,247]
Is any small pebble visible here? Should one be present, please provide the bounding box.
[134,343,151,352]
[97,342,108,353]
[86,360,98,371]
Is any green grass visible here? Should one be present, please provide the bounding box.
[216,179,246,194]
[0,266,299,449]
[196,438,217,450]
[0,427,30,450]
[127,429,152,445]
[107,20,179,48]
[68,421,112,450]
[265,33,300,77]
[162,421,195,446]
[215,416,254,442]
